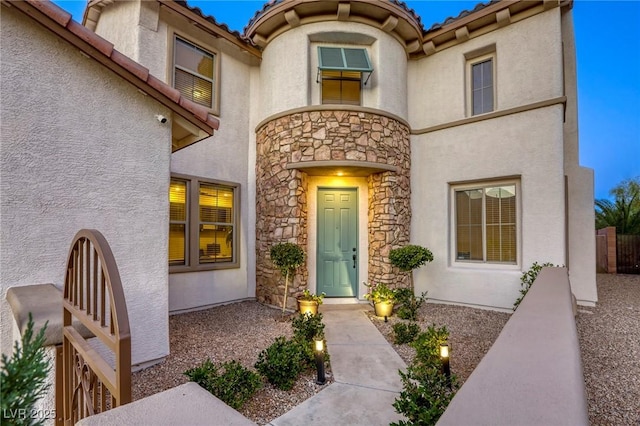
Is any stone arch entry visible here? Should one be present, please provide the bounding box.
[256,109,412,309]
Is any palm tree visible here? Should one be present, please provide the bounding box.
[595,177,640,235]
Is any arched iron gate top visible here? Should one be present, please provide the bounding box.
[61,229,131,423]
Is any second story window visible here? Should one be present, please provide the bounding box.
[318,47,373,106]
[465,45,496,116]
[173,37,216,109]
[471,57,494,115]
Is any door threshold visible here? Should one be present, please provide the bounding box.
[322,298,367,305]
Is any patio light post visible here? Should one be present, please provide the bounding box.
[440,342,451,386]
[314,337,326,385]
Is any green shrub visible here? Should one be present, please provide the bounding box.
[255,337,304,391]
[392,363,458,426]
[1,314,51,426]
[393,323,458,425]
[184,359,261,409]
[292,312,325,342]
[393,322,421,345]
[395,289,427,321]
[291,312,328,367]
[389,245,434,272]
[513,262,558,311]
[412,324,450,366]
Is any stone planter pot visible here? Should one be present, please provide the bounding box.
[374,301,394,317]
[298,299,319,315]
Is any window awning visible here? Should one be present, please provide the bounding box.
[317,47,373,84]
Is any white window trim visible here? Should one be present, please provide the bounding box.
[168,30,221,116]
[449,178,521,270]
[170,173,240,273]
[466,51,497,117]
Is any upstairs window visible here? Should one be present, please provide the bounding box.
[465,45,496,116]
[317,47,373,106]
[173,36,216,110]
[471,58,494,115]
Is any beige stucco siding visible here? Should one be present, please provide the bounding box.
[408,8,563,128]
[92,4,260,312]
[169,44,256,312]
[259,21,408,119]
[94,1,142,61]
[411,106,567,309]
[0,8,171,365]
[561,8,597,305]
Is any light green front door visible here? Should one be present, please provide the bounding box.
[317,188,358,297]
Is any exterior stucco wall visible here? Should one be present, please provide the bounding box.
[168,29,256,313]
[93,4,259,312]
[408,8,563,128]
[94,1,142,61]
[0,9,171,365]
[411,106,567,310]
[260,21,408,119]
[561,7,597,305]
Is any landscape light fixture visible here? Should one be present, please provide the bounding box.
[440,343,451,383]
[314,337,326,385]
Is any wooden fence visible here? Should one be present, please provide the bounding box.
[596,227,640,275]
[617,234,640,274]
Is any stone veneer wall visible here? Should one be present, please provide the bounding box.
[256,110,411,309]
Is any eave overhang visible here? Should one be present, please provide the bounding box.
[4,0,219,152]
[245,0,424,55]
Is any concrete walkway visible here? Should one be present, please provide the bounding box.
[268,304,407,425]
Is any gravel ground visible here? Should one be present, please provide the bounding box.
[576,274,640,425]
[131,302,333,425]
[132,274,639,425]
[368,303,510,384]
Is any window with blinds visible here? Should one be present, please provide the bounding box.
[321,70,362,105]
[169,179,188,265]
[455,183,517,264]
[169,175,239,272]
[318,46,372,106]
[173,37,215,108]
[199,183,234,264]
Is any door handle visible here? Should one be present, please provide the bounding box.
[352,254,357,269]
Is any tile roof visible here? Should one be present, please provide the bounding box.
[7,0,219,136]
[241,0,496,36]
[163,1,261,55]
[425,0,497,32]
[174,0,249,42]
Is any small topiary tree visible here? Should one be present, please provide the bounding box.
[270,242,305,314]
[389,245,433,291]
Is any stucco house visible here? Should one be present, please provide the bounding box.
[1,0,596,369]
[0,0,219,366]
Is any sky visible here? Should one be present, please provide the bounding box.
[52,0,640,201]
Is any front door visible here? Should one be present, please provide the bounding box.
[317,188,358,297]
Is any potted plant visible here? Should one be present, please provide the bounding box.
[270,242,305,314]
[364,282,397,317]
[389,245,433,291]
[297,289,325,315]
